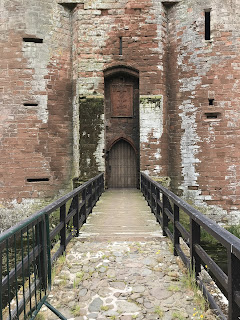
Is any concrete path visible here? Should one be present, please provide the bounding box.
[41,189,215,320]
[78,189,163,241]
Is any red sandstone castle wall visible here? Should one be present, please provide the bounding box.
[167,0,240,216]
[71,0,169,179]
[0,1,73,208]
[1,0,240,228]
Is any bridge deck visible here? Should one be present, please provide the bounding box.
[41,189,214,320]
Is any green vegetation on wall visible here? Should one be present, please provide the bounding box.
[79,95,104,183]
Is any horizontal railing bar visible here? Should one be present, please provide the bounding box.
[66,232,73,247]
[66,209,77,224]
[0,173,104,244]
[1,220,39,249]
[7,279,41,320]
[165,228,173,243]
[156,199,163,209]
[51,246,64,264]
[86,207,91,217]
[197,277,227,320]
[164,208,173,222]
[141,172,240,254]
[175,244,190,268]
[195,244,228,292]
[235,291,240,306]
[176,221,190,243]
[156,214,162,225]
[79,201,84,210]
[2,245,41,291]
[86,194,91,202]
[79,215,85,228]
[50,222,64,241]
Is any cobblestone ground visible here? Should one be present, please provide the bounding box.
[40,190,216,320]
[40,239,215,320]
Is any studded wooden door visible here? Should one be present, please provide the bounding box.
[108,140,137,188]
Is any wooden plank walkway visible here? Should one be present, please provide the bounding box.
[41,189,215,320]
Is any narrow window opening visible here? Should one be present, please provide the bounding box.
[60,3,78,10]
[23,103,39,106]
[119,37,123,55]
[27,178,49,182]
[208,99,214,106]
[205,112,220,120]
[205,11,211,40]
[188,186,199,190]
[101,9,108,16]
[23,38,43,43]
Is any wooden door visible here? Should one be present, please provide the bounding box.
[108,140,137,188]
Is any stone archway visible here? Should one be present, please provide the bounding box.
[108,139,138,188]
[104,66,140,188]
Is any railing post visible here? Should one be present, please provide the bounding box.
[88,183,93,213]
[96,177,100,199]
[73,195,80,237]
[156,188,161,224]
[150,183,155,213]
[60,204,66,252]
[140,173,144,194]
[228,250,240,320]
[81,189,87,223]
[162,194,168,236]
[92,180,96,205]
[190,218,201,276]
[38,218,48,290]
[101,173,104,193]
[173,204,180,256]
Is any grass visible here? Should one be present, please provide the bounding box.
[168,284,180,292]
[100,305,110,311]
[154,306,164,318]
[35,313,45,320]
[71,304,81,317]
[172,311,186,320]
[226,224,240,238]
[181,267,206,312]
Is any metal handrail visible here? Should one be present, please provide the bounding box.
[141,172,240,320]
[0,173,104,320]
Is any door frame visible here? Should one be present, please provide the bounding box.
[106,137,139,188]
[104,65,140,189]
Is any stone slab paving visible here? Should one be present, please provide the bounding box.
[40,190,215,320]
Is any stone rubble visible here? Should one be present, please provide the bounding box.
[40,239,216,320]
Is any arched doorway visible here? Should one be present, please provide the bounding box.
[108,139,138,188]
[104,65,140,188]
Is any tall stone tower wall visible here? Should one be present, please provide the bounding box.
[0,0,240,229]
[167,0,240,222]
[0,0,73,229]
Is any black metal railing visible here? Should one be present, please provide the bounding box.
[0,173,104,320]
[141,172,240,320]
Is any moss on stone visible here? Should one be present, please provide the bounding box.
[140,95,162,108]
[151,176,171,188]
[79,96,104,182]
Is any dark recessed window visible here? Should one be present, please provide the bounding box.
[23,38,43,43]
[27,178,49,182]
[119,37,123,55]
[205,112,220,119]
[208,99,214,106]
[23,103,39,106]
[205,11,211,40]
